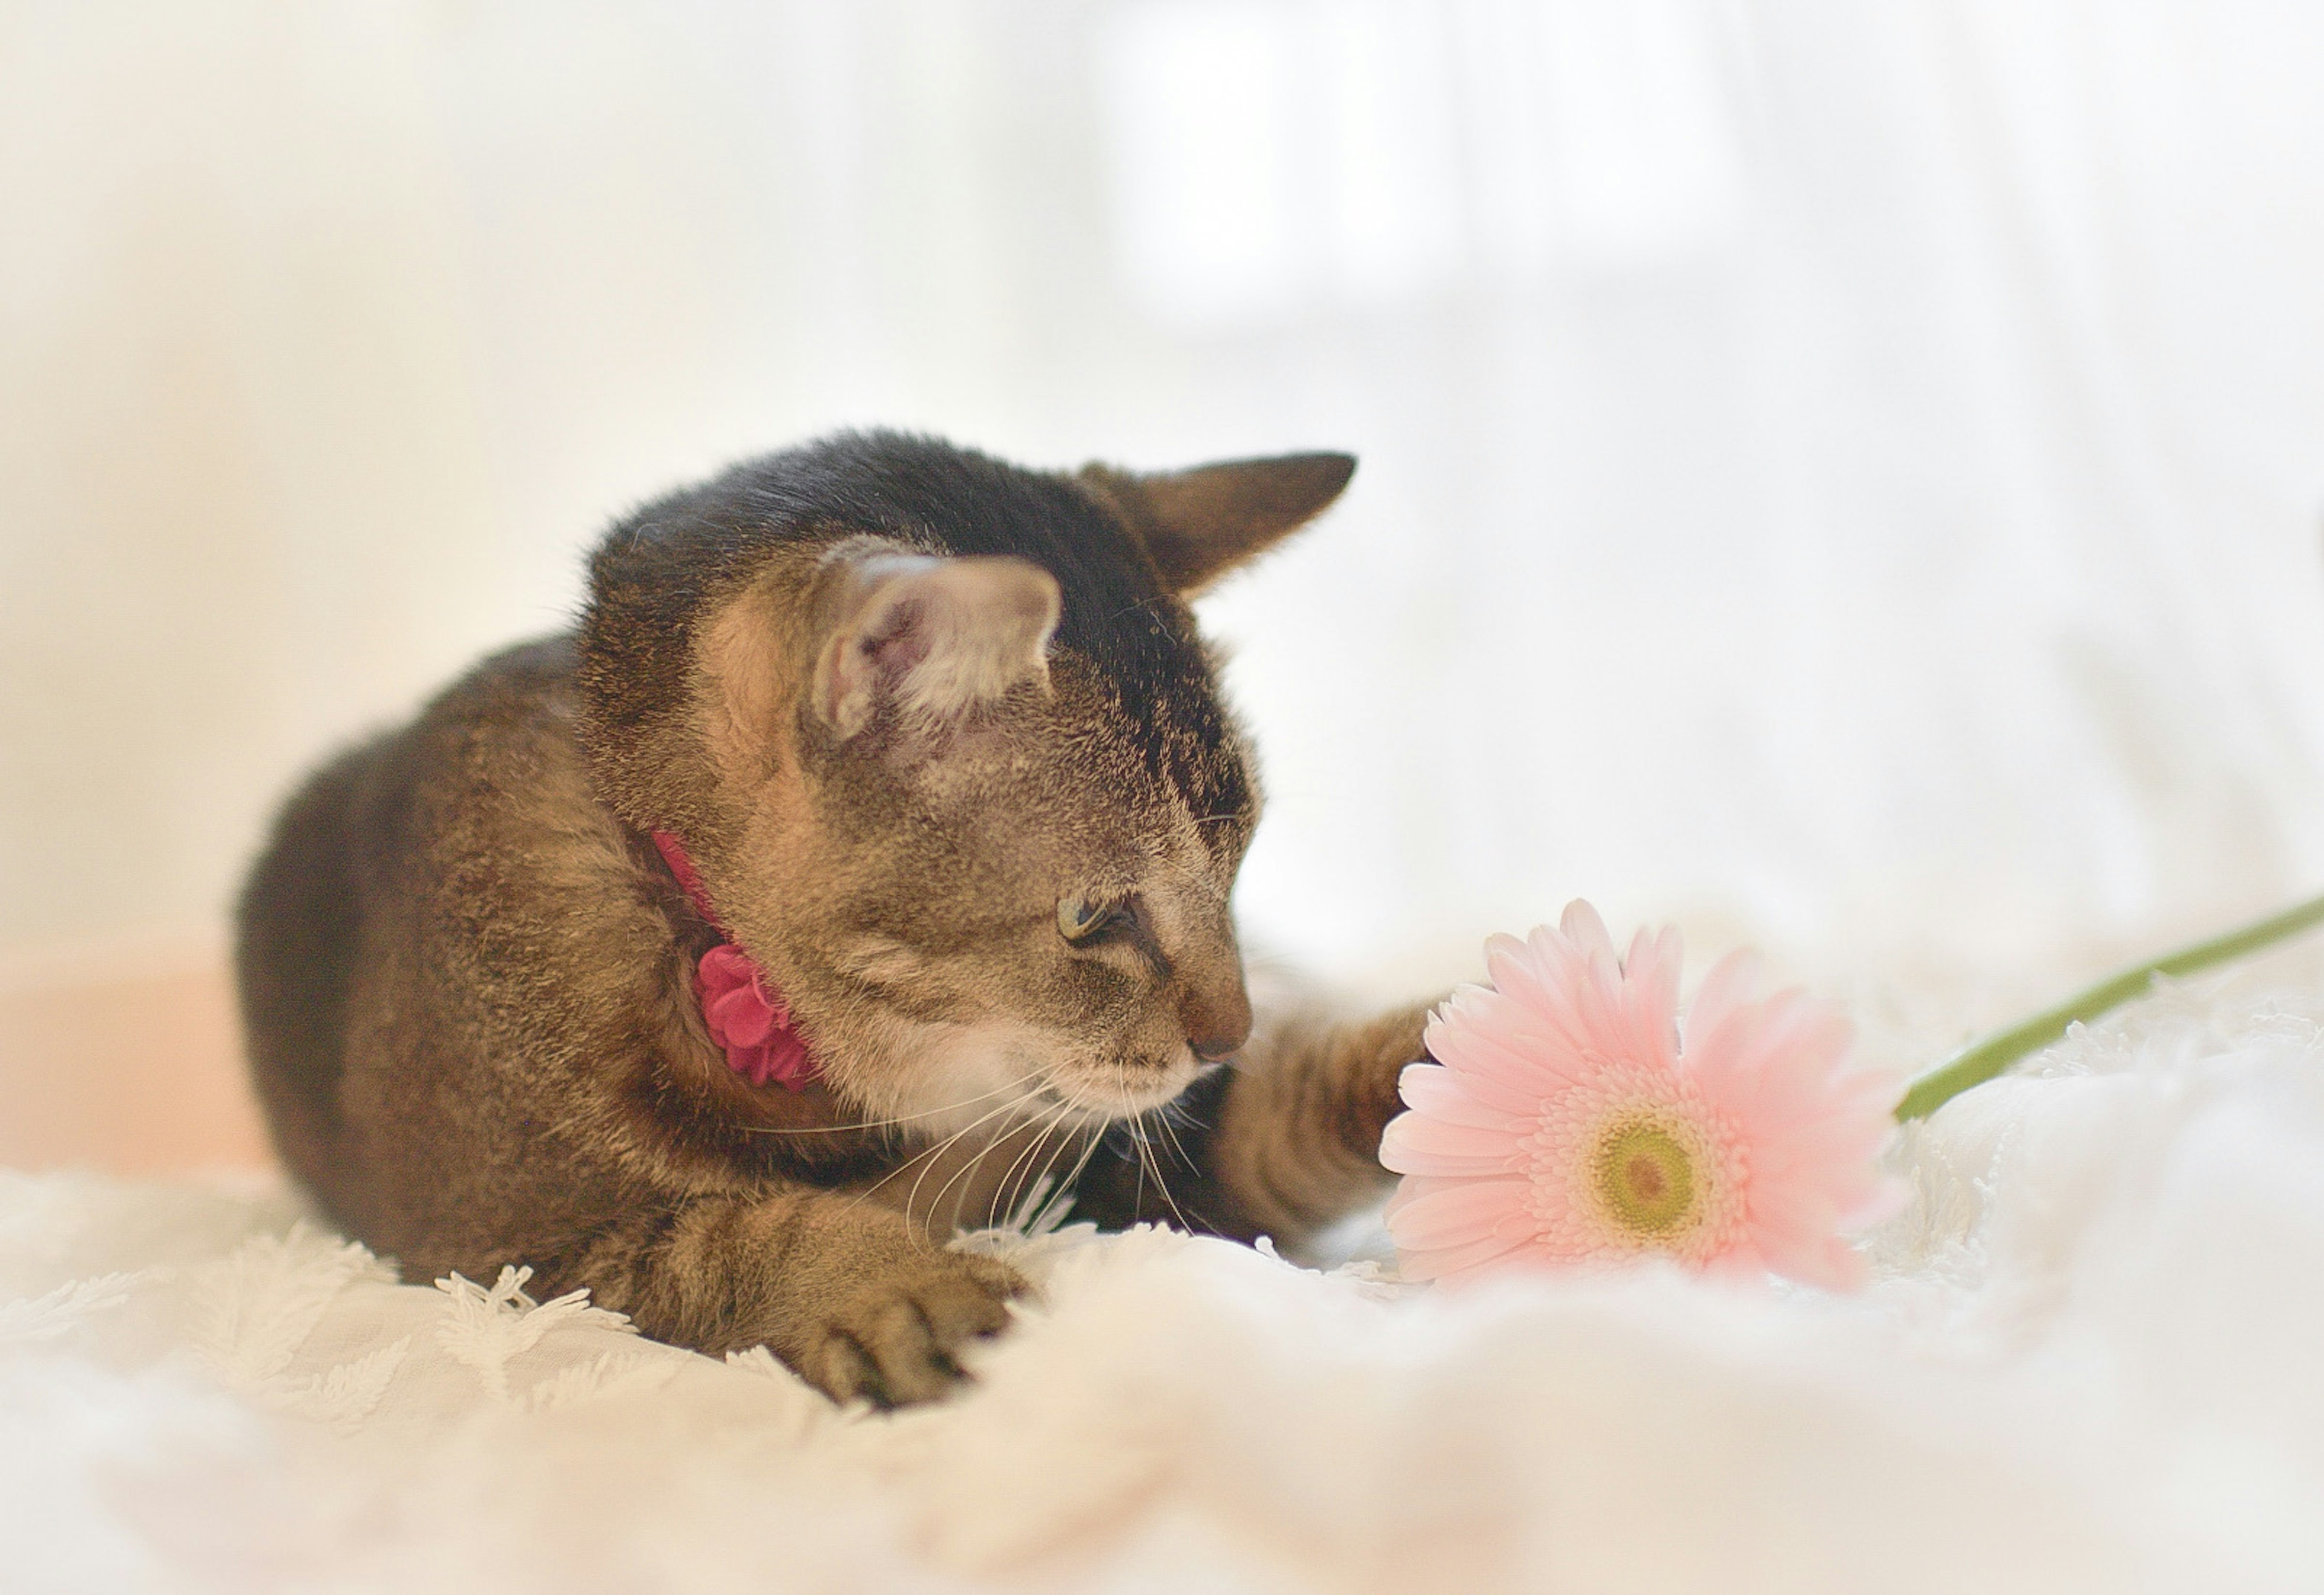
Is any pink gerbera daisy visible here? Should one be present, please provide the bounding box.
[1381,902,1905,1290]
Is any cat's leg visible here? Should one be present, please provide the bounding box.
[1070,992,1439,1253]
[553,1186,1026,1406]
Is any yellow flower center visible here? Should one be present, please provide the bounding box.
[1591,1117,1698,1238]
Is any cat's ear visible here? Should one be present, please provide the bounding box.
[1080,452,1356,596]
[810,551,1061,740]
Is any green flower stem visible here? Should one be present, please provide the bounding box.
[1895,889,2324,1122]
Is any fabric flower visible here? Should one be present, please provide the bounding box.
[1381,901,1904,1289]
[652,827,822,1094]
[695,943,818,1091]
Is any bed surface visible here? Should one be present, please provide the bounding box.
[13,942,2324,1593]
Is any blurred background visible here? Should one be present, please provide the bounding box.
[7,0,2324,1171]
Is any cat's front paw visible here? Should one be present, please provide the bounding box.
[794,1249,1026,1408]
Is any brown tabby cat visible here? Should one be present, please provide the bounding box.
[237,432,1435,1407]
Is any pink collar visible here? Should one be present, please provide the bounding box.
[650,830,821,1093]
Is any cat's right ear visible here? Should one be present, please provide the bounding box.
[1080,451,1356,596]
[808,550,1061,742]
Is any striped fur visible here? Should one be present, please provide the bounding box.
[238,432,1434,1407]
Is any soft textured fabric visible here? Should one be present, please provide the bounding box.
[12,947,2324,1593]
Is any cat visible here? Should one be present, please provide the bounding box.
[236,431,1436,1407]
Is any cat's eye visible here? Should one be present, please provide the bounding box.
[1057,893,1128,945]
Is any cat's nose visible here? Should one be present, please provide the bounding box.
[1180,978,1253,1062]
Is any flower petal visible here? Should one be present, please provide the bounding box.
[1384,1177,1532,1249]
[1428,1018,1590,1097]
[1684,949,1759,1052]
[1420,1039,1565,1117]
[1558,899,1616,961]
[1396,1064,1523,1130]
[1395,1228,1535,1283]
[1387,903,1894,1295]
[706,985,775,1047]
[1379,1110,1528,1174]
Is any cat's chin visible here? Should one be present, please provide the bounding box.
[834,1016,1198,1136]
[1028,1057,1201,1126]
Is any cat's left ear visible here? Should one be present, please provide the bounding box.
[1079,451,1356,596]
[810,550,1061,742]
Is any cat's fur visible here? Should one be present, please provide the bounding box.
[237,432,1433,1406]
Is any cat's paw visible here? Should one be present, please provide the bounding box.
[796,1249,1026,1408]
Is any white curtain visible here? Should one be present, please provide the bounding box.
[7,0,2324,1021]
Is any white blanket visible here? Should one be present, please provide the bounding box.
[11,959,2324,1594]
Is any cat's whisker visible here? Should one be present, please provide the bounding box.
[1041,1095,1112,1225]
[927,1084,1068,1234]
[959,1102,1053,1235]
[1004,1076,1106,1235]
[1122,1080,1195,1234]
[921,1114,1013,1232]
[980,1104,1060,1232]
[888,1088,1043,1226]
[901,1064,1064,1219]
[1103,593,1170,625]
[1151,1094,1204,1191]
[1034,1102,1095,1212]
[1117,1082,1148,1217]
[986,1096,1083,1231]
[1143,1119,1196,1234]
[735,1073,1036,1137]
[842,1071,1045,1218]
[1128,1101,1164,1223]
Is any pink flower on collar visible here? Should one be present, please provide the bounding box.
[651,829,822,1094]
[695,943,819,1091]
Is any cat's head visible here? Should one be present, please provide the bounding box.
[579,432,1352,1135]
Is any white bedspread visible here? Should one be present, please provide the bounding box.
[13,961,2324,1594]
